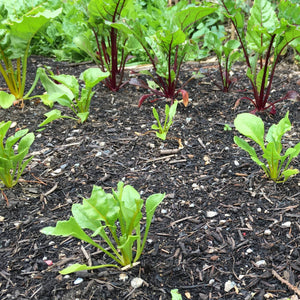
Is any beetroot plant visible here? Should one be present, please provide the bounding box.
[219,0,300,113]
[112,1,217,106]
[74,0,136,92]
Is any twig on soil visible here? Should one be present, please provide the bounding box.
[159,148,181,155]
[81,245,92,267]
[272,269,300,296]
[142,154,175,163]
[170,216,197,227]
[1,190,9,206]
[260,188,274,204]
[0,270,15,286]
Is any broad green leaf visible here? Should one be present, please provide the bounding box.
[282,169,299,182]
[39,109,62,127]
[0,91,15,109]
[266,111,291,150]
[60,263,119,275]
[77,112,89,123]
[246,0,279,53]
[41,217,101,249]
[72,185,120,231]
[79,68,110,89]
[18,132,34,154]
[175,6,217,31]
[8,8,62,58]
[120,185,143,234]
[171,289,183,300]
[50,74,79,99]
[234,113,265,149]
[73,34,98,62]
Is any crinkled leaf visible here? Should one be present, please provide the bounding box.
[72,185,120,232]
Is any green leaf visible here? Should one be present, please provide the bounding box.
[8,8,62,58]
[234,113,265,149]
[39,109,63,127]
[0,91,15,109]
[72,185,120,231]
[246,0,279,53]
[79,68,110,89]
[233,136,265,168]
[281,169,299,182]
[41,217,101,249]
[60,263,119,275]
[266,111,291,150]
[255,65,269,93]
[171,289,182,300]
[50,74,79,99]
[77,112,89,123]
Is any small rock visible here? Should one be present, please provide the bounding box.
[255,260,267,267]
[246,248,253,255]
[119,273,128,282]
[131,277,144,289]
[206,211,218,218]
[208,279,215,285]
[74,277,83,285]
[264,229,272,236]
[281,221,291,228]
[161,209,168,214]
[224,280,236,292]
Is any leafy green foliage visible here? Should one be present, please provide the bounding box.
[152,100,178,140]
[0,121,35,188]
[219,0,300,113]
[171,289,183,300]
[0,5,62,107]
[113,1,217,106]
[74,0,135,91]
[234,112,300,182]
[41,182,165,273]
[38,67,109,125]
[204,32,241,92]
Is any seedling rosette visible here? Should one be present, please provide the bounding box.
[234,111,300,183]
[41,182,165,274]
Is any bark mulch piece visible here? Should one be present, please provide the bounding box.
[0,55,300,300]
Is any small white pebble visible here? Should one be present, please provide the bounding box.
[234,160,239,166]
[131,277,144,289]
[256,260,267,267]
[74,277,83,285]
[264,229,271,236]
[224,280,236,292]
[161,209,168,214]
[246,248,253,255]
[206,211,218,218]
[219,220,226,225]
[281,221,291,228]
[208,279,215,285]
[119,273,128,282]
[257,207,262,213]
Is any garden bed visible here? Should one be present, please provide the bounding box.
[0,55,300,300]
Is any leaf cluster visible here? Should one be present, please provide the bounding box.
[41,182,165,273]
[0,121,35,188]
[38,67,109,125]
[234,112,300,182]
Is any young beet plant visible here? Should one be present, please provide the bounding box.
[152,100,178,140]
[0,121,35,189]
[203,32,241,92]
[41,182,165,274]
[219,0,300,113]
[37,67,109,125]
[74,0,136,92]
[0,5,61,108]
[234,112,300,183]
[112,2,217,106]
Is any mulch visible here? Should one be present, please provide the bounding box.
[0,55,300,300]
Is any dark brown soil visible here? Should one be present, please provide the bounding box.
[0,55,300,300]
